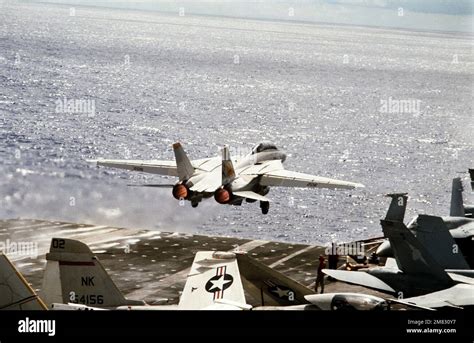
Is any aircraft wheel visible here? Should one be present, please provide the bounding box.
[191,201,199,208]
[260,201,269,214]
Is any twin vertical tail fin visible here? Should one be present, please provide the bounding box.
[0,253,47,310]
[179,251,247,309]
[380,220,451,283]
[172,142,194,181]
[375,193,408,257]
[40,238,144,308]
[221,145,236,185]
[384,193,408,222]
[469,169,474,191]
[450,177,465,217]
[414,215,469,269]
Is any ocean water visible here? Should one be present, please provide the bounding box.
[0,2,472,244]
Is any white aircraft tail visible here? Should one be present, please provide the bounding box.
[221,145,236,185]
[40,238,144,308]
[0,253,47,310]
[179,251,247,309]
[172,142,194,181]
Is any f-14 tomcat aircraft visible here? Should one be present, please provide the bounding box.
[90,141,363,214]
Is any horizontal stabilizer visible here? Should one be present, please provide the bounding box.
[233,191,270,203]
[384,257,400,270]
[447,272,474,285]
[189,170,223,193]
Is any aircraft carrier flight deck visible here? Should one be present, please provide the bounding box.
[1,218,387,306]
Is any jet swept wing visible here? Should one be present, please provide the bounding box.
[258,169,364,189]
[93,159,178,176]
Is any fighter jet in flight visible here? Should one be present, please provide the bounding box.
[90,142,363,214]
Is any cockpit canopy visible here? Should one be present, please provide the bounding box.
[251,142,278,155]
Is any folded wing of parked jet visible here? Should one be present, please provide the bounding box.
[179,251,248,310]
[0,253,47,310]
[235,252,313,306]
